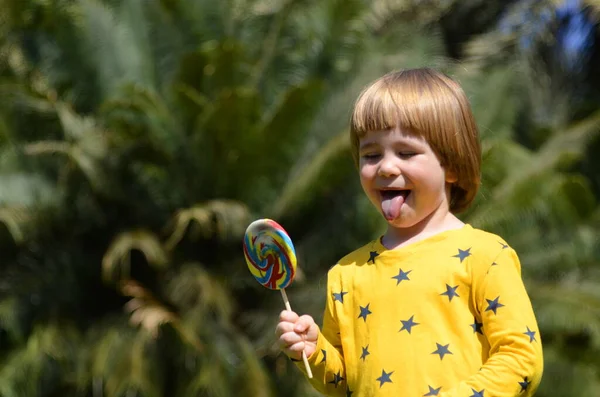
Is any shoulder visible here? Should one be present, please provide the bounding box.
[462,225,521,274]
[327,239,378,277]
[462,225,512,255]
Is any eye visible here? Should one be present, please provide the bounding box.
[398,152,416,158]
[361,153,381,161]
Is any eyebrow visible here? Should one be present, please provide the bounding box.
[359,142,379,151]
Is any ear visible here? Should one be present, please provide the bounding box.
[445,169,458,183]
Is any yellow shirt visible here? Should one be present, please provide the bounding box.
[295,224,543,396]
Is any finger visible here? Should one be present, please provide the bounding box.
[279,310,299,322]
[286,340,306,353]
[294,315,314,333]
[279,331,304,348]
[274,320,296,337]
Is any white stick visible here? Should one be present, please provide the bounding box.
[280,288,313,379]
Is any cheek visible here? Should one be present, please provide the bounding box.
[358,164,372,181]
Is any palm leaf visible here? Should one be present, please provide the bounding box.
[87,322,163,397]
[165,200,250,250]
[166,263,234,327]
[102,229,169,282]
[0,323,80,397]
[0,206,28,243]
[271,130,352,220]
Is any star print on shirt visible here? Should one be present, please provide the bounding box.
[470,389,485,397]
[320,349,327,363]
[368,251,379,263]
[360,345,370,361]
[376,369,394,388]
[329,371,344,388]
[392,268,411,285]
[470,318,483,334]
[485,296,505,314]
[424,385,441,396]
[346,388,353,397]
[333,291,348,303]
[358,303,372,322]
[524,326,537,342]
[399,315,420,333]
[453,247,472,262]
[519,377,530,392]
[440,284,460,301]
[431,343,453,360]
[499,241,509,249]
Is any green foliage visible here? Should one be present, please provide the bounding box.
[0,0,600,396]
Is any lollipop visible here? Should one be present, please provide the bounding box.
[243,219,313,378]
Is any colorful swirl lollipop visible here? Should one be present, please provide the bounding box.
[243,218,312,378]
[243,218,297,290]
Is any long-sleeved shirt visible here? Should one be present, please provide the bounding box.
[295,224,543,396]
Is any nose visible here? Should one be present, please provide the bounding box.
[377,154,401,177]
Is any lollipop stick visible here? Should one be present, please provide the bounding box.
[280,289,313,379]
[280,288,292,312]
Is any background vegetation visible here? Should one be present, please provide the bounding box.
[1,0,600,396]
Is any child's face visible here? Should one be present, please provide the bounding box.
[358,127,456,229]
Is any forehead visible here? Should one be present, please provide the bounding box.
[358,128,427,148]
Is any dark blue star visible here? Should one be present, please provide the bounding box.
[392,268,411,285]
[470,318,483,334]
[440,284,460,301]
[485,296,505,314]
[368,251,379,263]
[333,291,348,303]
[469,389,484,397]
[399,315,420,334]
[519,377,530,392]
[499,241,509,249]
[453,247,472,262]
[328,371,344,388]
[360,345,370,361]
[524,326,537,342]
[346,388,353,397]
[491,262,498,266]
[424,385,441,396]
[358,303,372,322]
[431,343,453,360]
[376,369,394,388]
[320,349,327,363]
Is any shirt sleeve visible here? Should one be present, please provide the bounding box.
[294,267,347,396]
[440,246,544,397]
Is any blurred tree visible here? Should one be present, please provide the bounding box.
[1,0,600,396]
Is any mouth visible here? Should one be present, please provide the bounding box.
[379,189,411,220]
[379,189,411,200]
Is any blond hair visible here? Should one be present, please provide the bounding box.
[350,68,481,213]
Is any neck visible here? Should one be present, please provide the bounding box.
[381,202,464,250]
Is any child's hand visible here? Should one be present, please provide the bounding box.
[275,310,319,360]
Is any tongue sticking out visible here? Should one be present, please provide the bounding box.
[381,191,407,220]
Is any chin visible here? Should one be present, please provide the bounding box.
[383,213,418,228]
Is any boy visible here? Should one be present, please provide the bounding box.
[276,68,543,396]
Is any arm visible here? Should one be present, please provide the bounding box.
[291,269,348,396]
[441,247,544,397]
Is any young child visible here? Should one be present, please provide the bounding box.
[275,68,543,396]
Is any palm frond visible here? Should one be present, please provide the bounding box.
[0,206,28,243]
[0,297,25,342]
[0,323,80,397]
[166,263,234,326]
[88,322,163,397]
[271,130,352,220]
[165,200,250,250]
[76,0,154,99]
[102,230,169,282]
